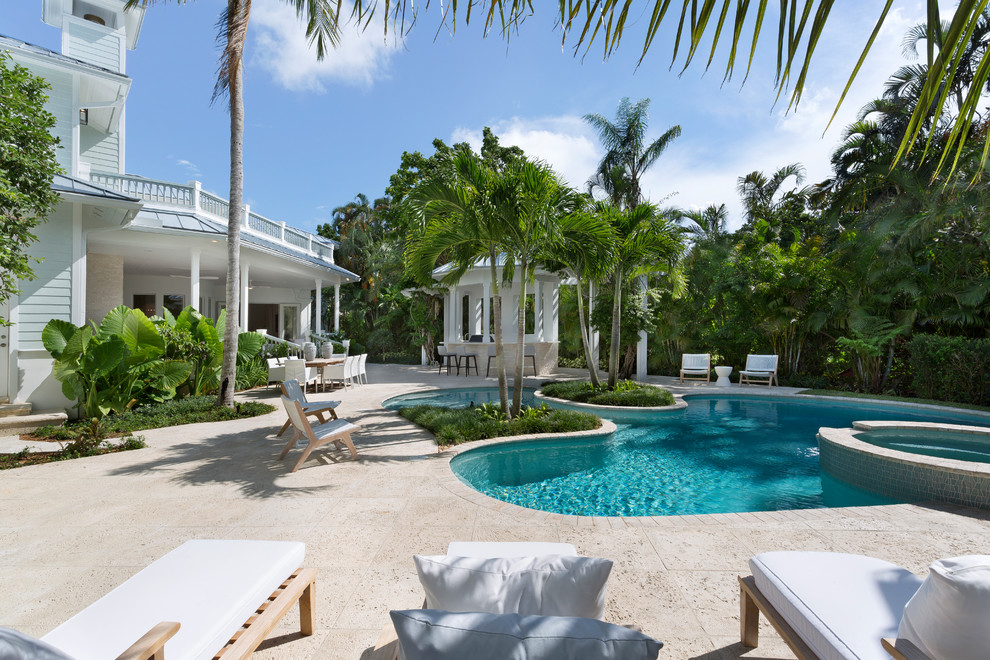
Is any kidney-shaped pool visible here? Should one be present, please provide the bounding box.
[383,389,990,516]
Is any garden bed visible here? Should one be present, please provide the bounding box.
[399,402,600,448]
[539,380,675,407]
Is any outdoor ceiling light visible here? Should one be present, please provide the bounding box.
[79,109,88,126]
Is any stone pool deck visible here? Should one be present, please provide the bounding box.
[2,364,989,659]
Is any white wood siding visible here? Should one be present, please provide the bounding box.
[79,126,120,174]
[23,66,74,173]
[64,22,123,72]
[18,218,73,350]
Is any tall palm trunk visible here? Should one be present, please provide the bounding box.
[512,261,529,417]
[489,251,509,413]
[574,275,600,387]
[219,52,243,408]
[608,266,623,388]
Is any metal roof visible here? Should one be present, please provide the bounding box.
[51,173,140,202]
[135,209,359,281]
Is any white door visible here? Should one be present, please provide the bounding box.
[280,304,299,342]
[0,301,9,403]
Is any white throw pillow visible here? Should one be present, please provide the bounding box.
[0,628,75,660]
[897,555,990,659]
[390,609,662,660]
[413,554,612,619]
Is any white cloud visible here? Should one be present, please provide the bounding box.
[250,0,400,92]
[452,116,601,190]
[175,158,201,178]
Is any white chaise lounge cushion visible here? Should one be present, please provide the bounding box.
[897,555,990,660]
[446,542,577,558]
[414,554,612,619]
[41,540,305,660]
[750,551,922,660]
[390,609,662,660]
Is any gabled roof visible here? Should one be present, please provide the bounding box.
[134,209,359,282]
[51,173,139,202]
[0,34,128,81]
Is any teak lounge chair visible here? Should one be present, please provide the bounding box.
[739,551,929,660]
[38,539,315,660]
[279,396,359,472]
[276,378,339,437]
[679,353,711,383]
[739,354,779,387]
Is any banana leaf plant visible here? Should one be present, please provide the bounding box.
[42,306,194,419]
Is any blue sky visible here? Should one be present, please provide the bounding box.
[5,1,939,232]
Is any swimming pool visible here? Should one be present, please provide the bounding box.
[383,388,990,516]
[855,427,990,463]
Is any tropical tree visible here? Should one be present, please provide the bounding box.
[680,204,728,244]
[406,152,514,414]
[584,98,681,209]
[131,0,340,407]
[0,52,61,320]
[594,201,684,387]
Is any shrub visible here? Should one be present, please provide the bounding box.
[908,335,990,406]
[235,357,269,390]
[540,380,675,407]
[399,403,599,447]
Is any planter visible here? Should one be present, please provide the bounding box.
[303,342,317,361]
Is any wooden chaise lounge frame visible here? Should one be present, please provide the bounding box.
[280,396,359,472]
[121,569,317,660]
[738,576,930,660]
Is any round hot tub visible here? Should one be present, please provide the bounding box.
[818,421,990,510]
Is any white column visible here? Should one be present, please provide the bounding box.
[314,278,323,335]
[636,276,648,381]
[190,249,201,312]
[589,281,600,366]
[482,281,491,340]
[240,262,249,331]
[333,283,340,333]
[547,283,559,342]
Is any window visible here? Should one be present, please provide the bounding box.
[163,294,185,318]
[280,304,299,341]
[133,294,155,317]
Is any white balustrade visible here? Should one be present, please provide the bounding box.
[89,173,337,264]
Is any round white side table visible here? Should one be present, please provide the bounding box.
[714,365,733,386]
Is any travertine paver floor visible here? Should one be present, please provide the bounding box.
[2,364,989,659]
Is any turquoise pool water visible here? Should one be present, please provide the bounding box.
[856,428,990,463]
[383,388,990,516]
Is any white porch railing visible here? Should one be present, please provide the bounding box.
[89,173,336,265]
[259,332,303,358]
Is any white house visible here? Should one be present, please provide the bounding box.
[2,0,357,415]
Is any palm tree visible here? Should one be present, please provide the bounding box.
[542,200,616,387]
[680,204,728,244]
[737,164,807,225]
[405,152,513,414]
[584,98,681,209]
[132,0,340,406]
[595,201,684,388]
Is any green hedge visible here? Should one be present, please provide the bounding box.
[399,404,600,447]
[907,335,990,405]
[540,380,675,407]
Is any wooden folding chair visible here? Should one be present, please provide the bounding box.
[276,379,339,437]
[279,397,359,472]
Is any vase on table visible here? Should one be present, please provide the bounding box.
[321,342,334,359]
[303,342,317,361]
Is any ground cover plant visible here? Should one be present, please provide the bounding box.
[1,436,147,470]
[29,396,274,442]
[540,380,675,407]
[797,390,990,415]
[399,402,599,448]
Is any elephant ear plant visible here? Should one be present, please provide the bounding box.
[156,306,264,396]
[42,306,194,426]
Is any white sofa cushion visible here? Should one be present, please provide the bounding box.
[414,554,611,619]
[41,540,305,660]
[897,555,990,659]
[390,609,662,660]
[750,551,922,660]
[0,628,74,660]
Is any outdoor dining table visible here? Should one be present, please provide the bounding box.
[305,358,345,392]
